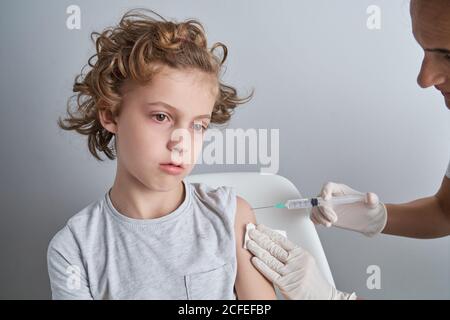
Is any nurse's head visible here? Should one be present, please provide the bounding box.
[411,0,450,109]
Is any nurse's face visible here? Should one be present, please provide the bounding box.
[411,0,450,109]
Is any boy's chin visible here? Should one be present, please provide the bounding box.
[147,178,184,193]
[153,171,191,188]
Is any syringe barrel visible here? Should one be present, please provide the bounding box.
[285,198,313,209]
[317,194,366,206]
[285,194,366,210]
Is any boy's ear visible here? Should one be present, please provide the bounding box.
[98,105,118,134]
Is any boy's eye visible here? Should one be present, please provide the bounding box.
[192,122,208,132]
[152,113,169,122]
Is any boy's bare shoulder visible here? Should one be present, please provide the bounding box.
[235,196,256,223]
[234,196,256,245]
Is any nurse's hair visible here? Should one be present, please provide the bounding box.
[58,8,252,161]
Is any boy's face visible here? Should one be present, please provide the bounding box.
[107,66,217,191]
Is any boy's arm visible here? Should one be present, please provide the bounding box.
[233,196,277,300]
[47,226,93,300]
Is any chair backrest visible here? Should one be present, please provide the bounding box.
[185,171,335,289]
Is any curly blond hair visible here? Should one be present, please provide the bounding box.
[58,9,252,161]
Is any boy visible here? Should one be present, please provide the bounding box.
[48,9,276,299]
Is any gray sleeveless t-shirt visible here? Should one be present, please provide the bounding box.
[47,181,238,299]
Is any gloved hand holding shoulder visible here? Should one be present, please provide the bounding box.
[246,224,357,300]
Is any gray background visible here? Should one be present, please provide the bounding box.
[1,0,449,299]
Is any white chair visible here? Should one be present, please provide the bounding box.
[185,171,335,297]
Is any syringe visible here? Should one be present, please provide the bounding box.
[253,194,366,210]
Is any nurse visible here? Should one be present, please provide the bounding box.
[246,0,450,300]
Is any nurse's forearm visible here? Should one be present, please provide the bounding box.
[383,196,450,238]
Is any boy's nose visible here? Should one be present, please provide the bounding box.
[167,137,189,154]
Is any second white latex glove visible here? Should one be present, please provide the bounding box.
[310,182,387,237]
[246,224,357,300]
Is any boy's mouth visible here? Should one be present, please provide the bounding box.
[161,161,185,168]
[159,162,185,175]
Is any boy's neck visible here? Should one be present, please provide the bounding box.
[109,170,185,220]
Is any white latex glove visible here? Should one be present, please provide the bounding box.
[310,182,387,237]
[246,224,357,300]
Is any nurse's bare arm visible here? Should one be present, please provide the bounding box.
[383,176,450,238]
[233,196,277,300]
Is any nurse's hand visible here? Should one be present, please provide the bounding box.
[311,182,387,237]
[246,224,356,300]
